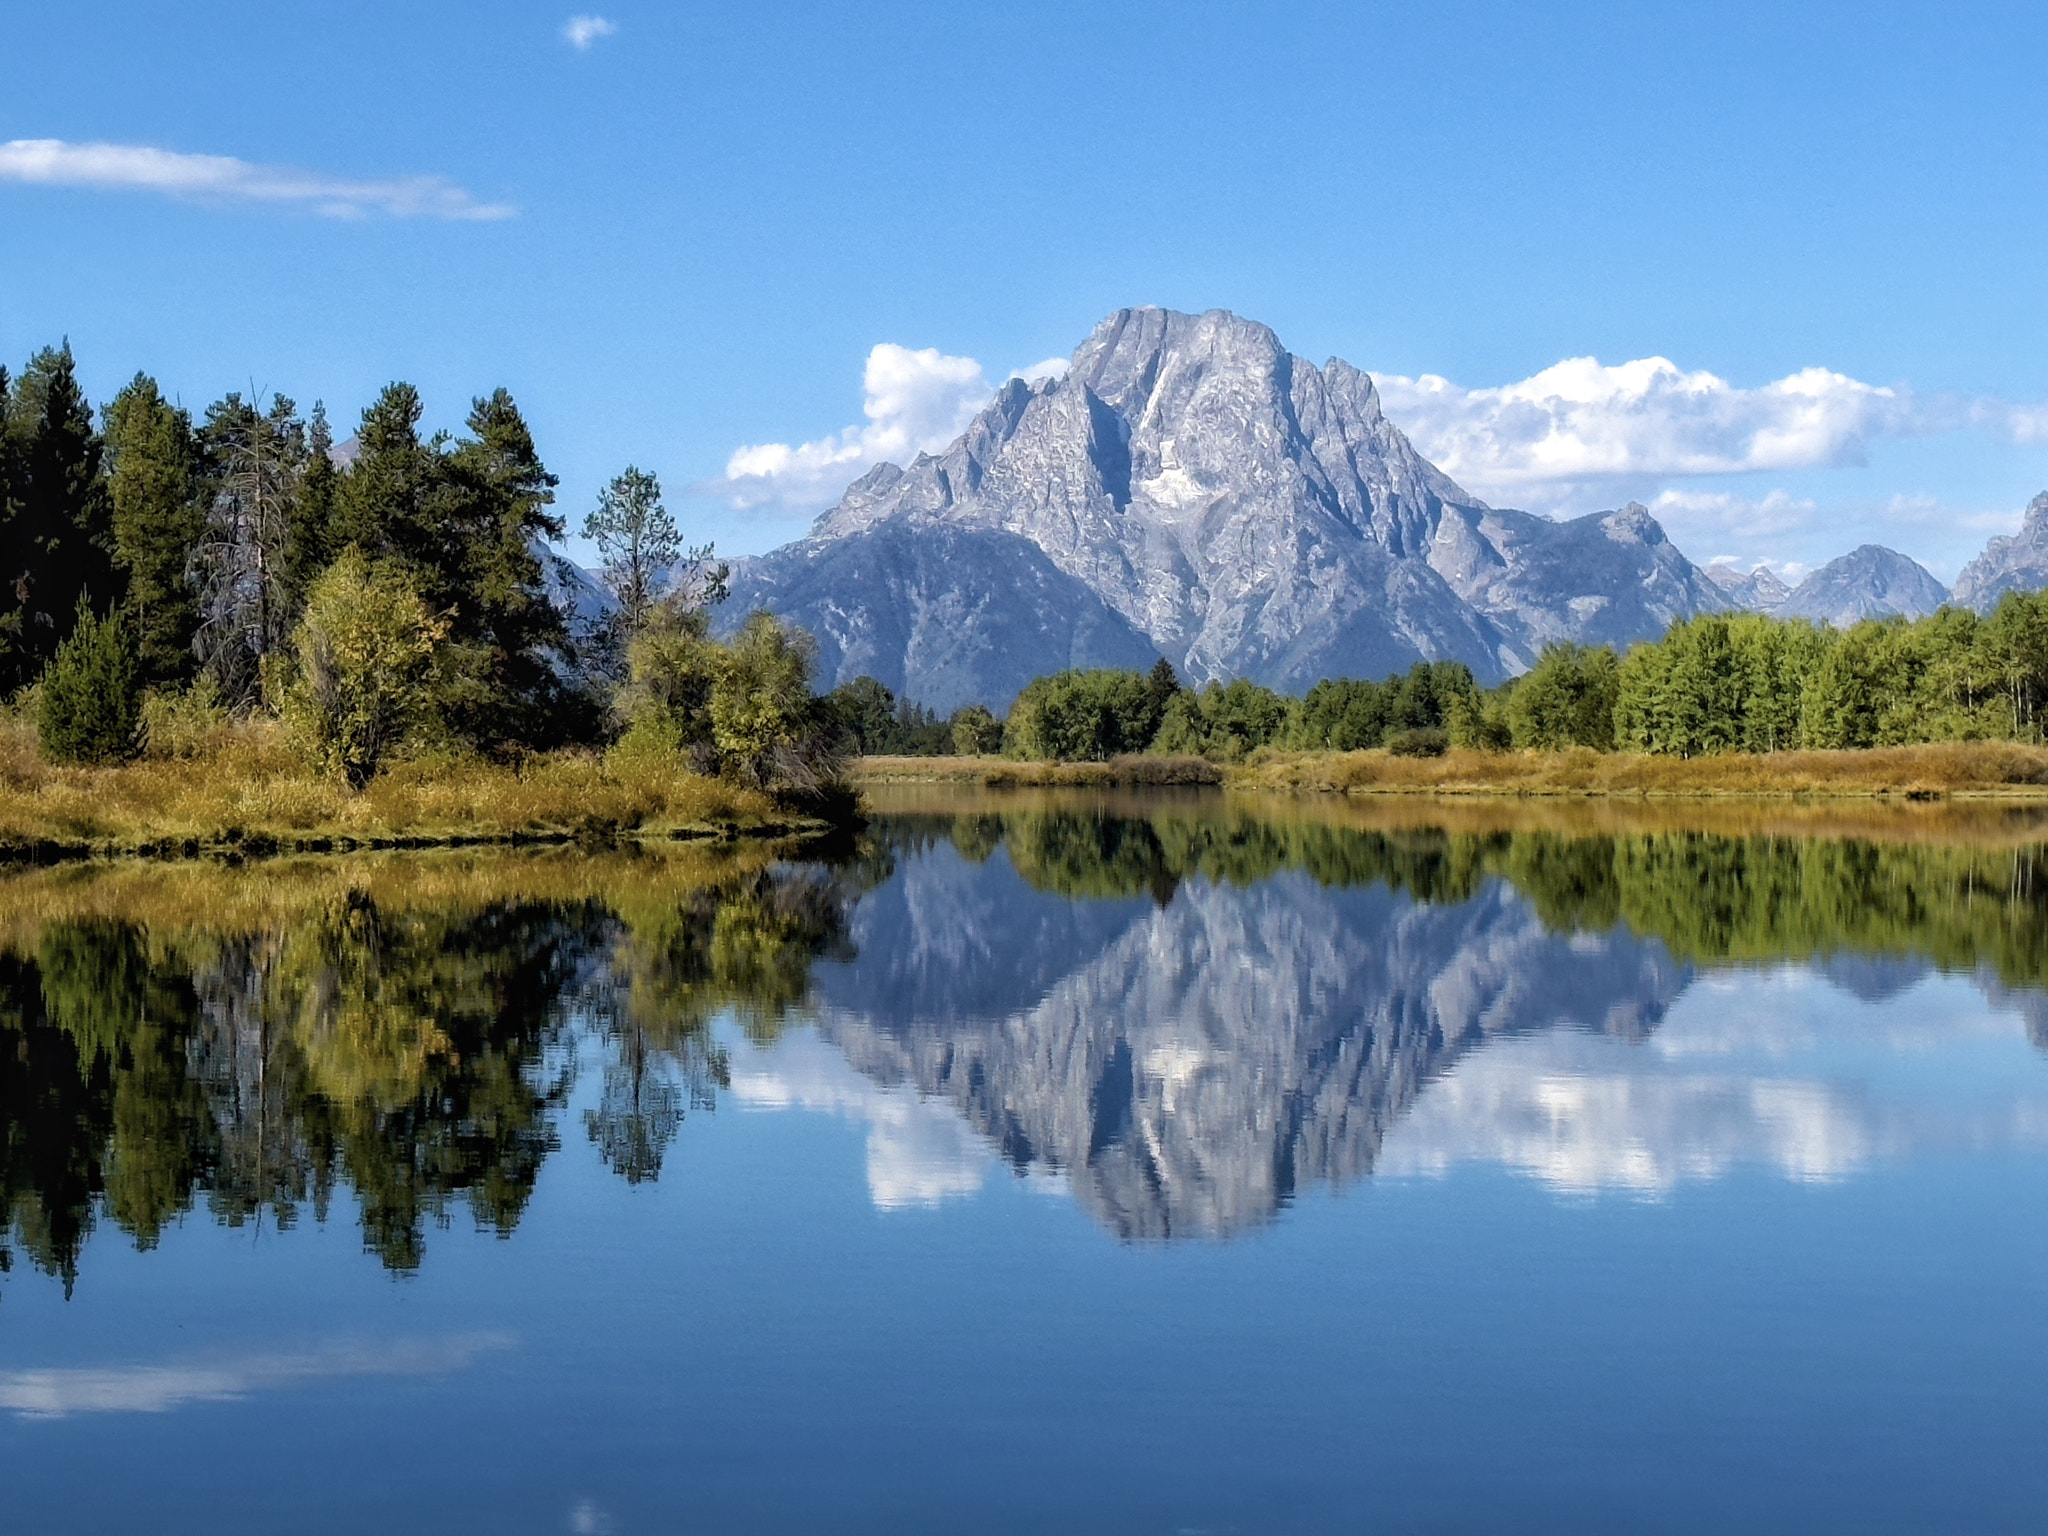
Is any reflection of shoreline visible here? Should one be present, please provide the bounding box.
[0,1333,512,1418]
[780,835,2048,1235]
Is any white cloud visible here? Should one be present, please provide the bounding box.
[1012,356,1069,384]
[0,139,513,220]
[727,1029,992,1208]
[562,15,617,49]
[711,344,999,515]
[0,1334,510,1419]
[1372,355,1928,499]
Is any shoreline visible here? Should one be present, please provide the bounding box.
[854,741,2048,800]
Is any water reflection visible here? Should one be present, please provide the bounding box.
[5,797,2048,1284]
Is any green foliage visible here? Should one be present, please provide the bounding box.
[0,345,117,693]
[1386,726,1449,757]
[951,703,1004,756]
[710,612,841,792]
[1286,661,1483,752]
[1005,668,1178,761]
[104,374,204,686]
[826,675,954,755]
[1608,599,2048,756]
[37,602,142,765]
[1151,677,1292,760]
[276,551,450,788]
[1507,643,1620,750]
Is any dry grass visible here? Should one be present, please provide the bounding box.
[852,753,1222,787]
[859,779,2048,850]
[0,716,804,861]
[1226,742,2048,800]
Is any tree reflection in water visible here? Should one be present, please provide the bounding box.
[3,799,2048,1281]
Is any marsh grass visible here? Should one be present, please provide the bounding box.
[853,753,1222,788]
[1226,741,2048,799]
[0,714,793,860]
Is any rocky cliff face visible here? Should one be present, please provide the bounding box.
[1776,544,1950,627]
[1953,492,2048,613]
[722,307,1728,710]
[1706,562,1793,612]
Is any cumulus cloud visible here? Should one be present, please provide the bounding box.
[727,1030,992,1208]
[0,1334,510,1419]
[1371,355,1931,499]
[562,15,617,49]
[0,138,512,220]
[712,344,1000,515]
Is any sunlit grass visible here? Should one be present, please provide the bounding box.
[0,715,789,857]
[1226,741,2048,799]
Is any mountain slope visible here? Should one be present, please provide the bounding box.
[1776,545,1950,627]
[723,307,1728,709]
[1953,492,2048,613]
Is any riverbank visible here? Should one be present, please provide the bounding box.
[856,741,2048,800]
[0,718,823,863]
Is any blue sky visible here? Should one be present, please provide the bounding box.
[4,0,2047,580]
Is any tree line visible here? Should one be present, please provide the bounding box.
[0,342,859,799]
[957,598,2048,764]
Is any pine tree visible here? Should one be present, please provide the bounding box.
[0,346,117,692]
[282,401,340,619]
[583,466,682,641]
[104,374,204,686]
[38,601,142,764]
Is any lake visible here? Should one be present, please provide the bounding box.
[4,788,2048,1535]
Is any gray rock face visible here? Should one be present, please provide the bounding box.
[1952,492,2048,613]
[722,307,1729,708]
[809,838,1690,1239]
[1707,562,1793,611]
[1776,544,1949,628]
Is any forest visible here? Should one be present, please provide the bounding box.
[0,342,855,808]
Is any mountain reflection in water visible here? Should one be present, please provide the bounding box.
[5,794,2048,1287]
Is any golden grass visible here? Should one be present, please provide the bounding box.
[860,772,2048,851]
[852,753,1222,787]
[1225,741,2048,800]
[0,716,804,861]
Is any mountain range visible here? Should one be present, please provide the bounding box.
[548,307,2048,710]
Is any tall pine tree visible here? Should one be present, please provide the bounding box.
[1,346,117,692]
[104,373,204,686]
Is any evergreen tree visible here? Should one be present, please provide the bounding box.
[583,465,682,641]
[103,374,204,686]
[37,602,142,764]
[0,346,116,692]
[283,401,340,618]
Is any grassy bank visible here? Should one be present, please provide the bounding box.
[1229,742,2048,799]
[853,753,1222,788]
[0,717,817,862]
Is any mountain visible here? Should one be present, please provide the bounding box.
[1952,491,2048,613]
[809,833,1690,1238]
[1775,544,1950,627]
[721,307,1728,711]
[1706,562,1793,612]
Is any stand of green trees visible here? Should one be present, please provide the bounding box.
[0,344,846,807]
[969,598,2048,765]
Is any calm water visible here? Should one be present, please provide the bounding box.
[5,790,2048,1534]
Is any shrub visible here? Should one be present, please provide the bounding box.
[38,604,143,765]
[277,550,450,788]
[711,612,842,792]
[1386,726,1450,758]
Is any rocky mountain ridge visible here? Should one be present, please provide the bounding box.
[719,307,1727,710]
